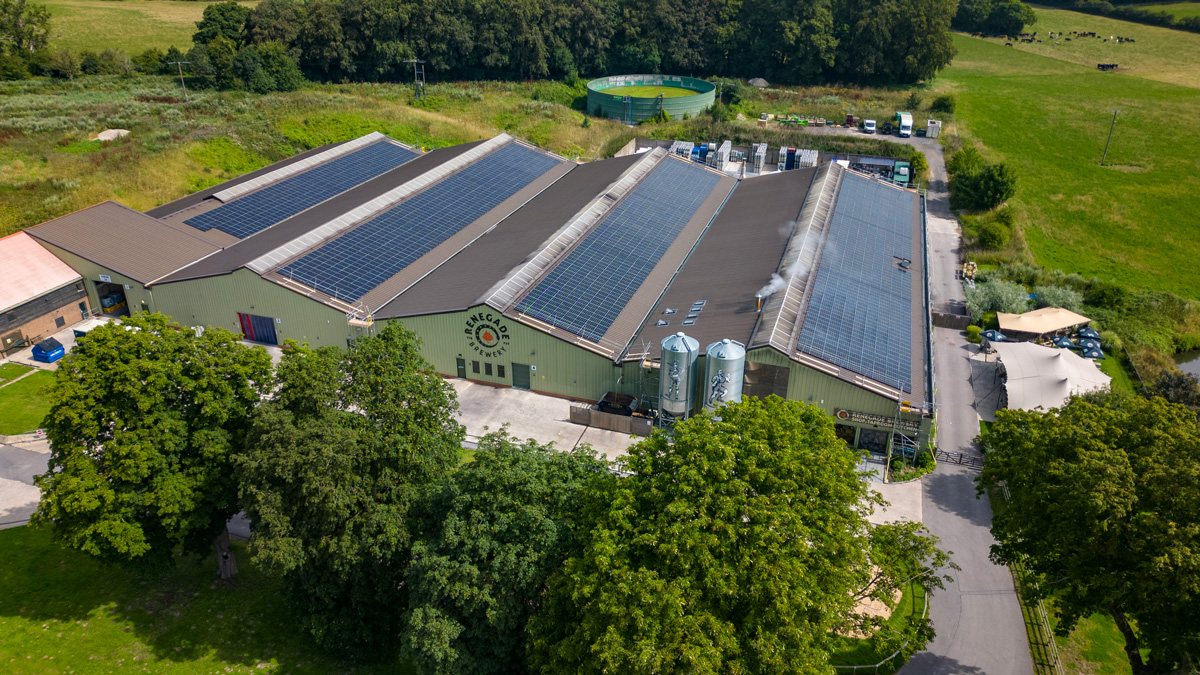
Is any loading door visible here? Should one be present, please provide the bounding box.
[238,312,278,345]
[511,363,531,390]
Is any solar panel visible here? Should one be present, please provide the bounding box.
[184,142,418,239]
[795,175,915,390]
[278,143,560,303]
[516,159,721,342]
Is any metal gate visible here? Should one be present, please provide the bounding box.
[511,363,531,390]
[237,312,277,345]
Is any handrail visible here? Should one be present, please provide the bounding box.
[831,585,930,673]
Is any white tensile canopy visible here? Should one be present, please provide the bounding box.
[996,307,1090,336]
[991,341,1111,411]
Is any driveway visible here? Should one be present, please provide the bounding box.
[0,443,48,530]
[801,126,1034,674]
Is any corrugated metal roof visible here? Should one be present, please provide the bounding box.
[0,231,82,313]
[377,154,643,319]
[145,140,350,218]
[25,202,221,284]
[632,169,816,360]
[157,141,485,285]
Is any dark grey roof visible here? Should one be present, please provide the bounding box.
[145,140,349,218]
[376,154,643,319]
[26,201,221,284]
[156,141,485,285]
[633,168,817,360]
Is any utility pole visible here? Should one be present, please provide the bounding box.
[169,60,190,102]
[1101,109,1119,165]
[402,58,426,101]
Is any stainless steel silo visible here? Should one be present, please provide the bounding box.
[659,332,699,417]
[703,339,746,411]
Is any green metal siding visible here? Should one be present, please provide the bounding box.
[746,347,929,447]
[152,270,349,347]
[390,307,644,402]
[586,75,716,123]
[39,243,156,314]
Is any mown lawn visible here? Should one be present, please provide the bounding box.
[0,526,408,675]
[0,362,33,385]
[41,0,256,55]
[828,583,927,673]
[0,369,55,435]
[1140,2,1200,20]
[1099,356,1138,393]
[938,32,1200,299]
[967,6,1200,88]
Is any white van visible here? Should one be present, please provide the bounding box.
[864,119,877,134]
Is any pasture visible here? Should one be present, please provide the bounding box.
[41,0,255,55]
[968,6,1200,88]
[1141,2,1200,20]
[938,32,1200,299]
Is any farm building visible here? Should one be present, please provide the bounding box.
[25,132,933,453]
[0,231,89,356]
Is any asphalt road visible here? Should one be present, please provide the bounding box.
[0,443,48,529]
[807,126,1033,673]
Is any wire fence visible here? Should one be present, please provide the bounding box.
[831,587,930,674]
[999,483,1065,675]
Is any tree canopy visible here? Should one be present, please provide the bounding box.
[32,313,272,576]
[182,0,956,86]
[980,393,1200,674]
[527,396,953,674]
[234,323,464,651]
[404,429,611,674]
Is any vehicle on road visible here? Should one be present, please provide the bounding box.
[864,119,876,134]
[896,111,914,137]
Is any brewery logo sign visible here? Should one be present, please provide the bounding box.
[834,408,921,434]
[465,311,510,358]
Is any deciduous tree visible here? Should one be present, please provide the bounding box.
[235,323,464,651]
[980,394,1200,674]
[32,313,272,578]
[527,397,953,674]
[404,429,611,674]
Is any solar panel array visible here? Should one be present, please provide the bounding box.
[795,175,915,391]
[278,143,560,303]
[184,142,418,239]
[516,159,721,342]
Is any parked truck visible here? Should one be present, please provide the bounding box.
[892,160,911,187]
[895,111,913,137]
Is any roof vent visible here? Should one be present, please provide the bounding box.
[682,319,696,326]
[663,308,678,315]
[655,320,670,327]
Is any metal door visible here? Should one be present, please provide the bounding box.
[456,358,467,378]
[238,312,278,345]
[511,363,531,390]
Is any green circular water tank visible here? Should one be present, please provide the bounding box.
[586,75,716,124]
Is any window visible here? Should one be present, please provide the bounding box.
[472,361,480,374]
[743,361,789,399]
[55,316,66,328]
[498,365,506,378]
[485,362,493,376]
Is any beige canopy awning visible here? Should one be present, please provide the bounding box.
[991,341,1110,411]
[997,307,1090,336]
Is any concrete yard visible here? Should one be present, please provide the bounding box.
[451,379,641,460]
[0,442,49,530]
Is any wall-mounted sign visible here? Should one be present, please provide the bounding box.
[834,408,921,434]
[98,274,112,283]
[465,311,510,359]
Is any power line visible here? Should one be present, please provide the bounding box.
[1101,109,1120,165]
[168,60,190,103]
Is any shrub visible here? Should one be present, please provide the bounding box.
[967,325,983,343]
[1099,330,1124,352]
[946,145,983,176]
[1084,279,1127,310]
[966,279,1029,322]
[930,94,956,114]
[1177,333,1200,353]
[905,91,922,110]
[0,50,30,80]
[1033,285,1084,313]
[133,48,165,74]
[982,312,999,330]
[47,49,82,80]
[978,220,1010,250]
[910,152,929,181]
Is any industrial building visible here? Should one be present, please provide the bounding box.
[0,231,89,356]
[24,131,933,453]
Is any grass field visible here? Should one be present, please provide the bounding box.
[0,362,33,386]
[0,525,408,675]
[828,583,927,673]
[1141,2,1200,19]
[1099,357,1138,393]
[969,6,1200,88]
[938,32,1200,299]
[599,85,698,98]
[41,0,255,55]
[0,369,55,434]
